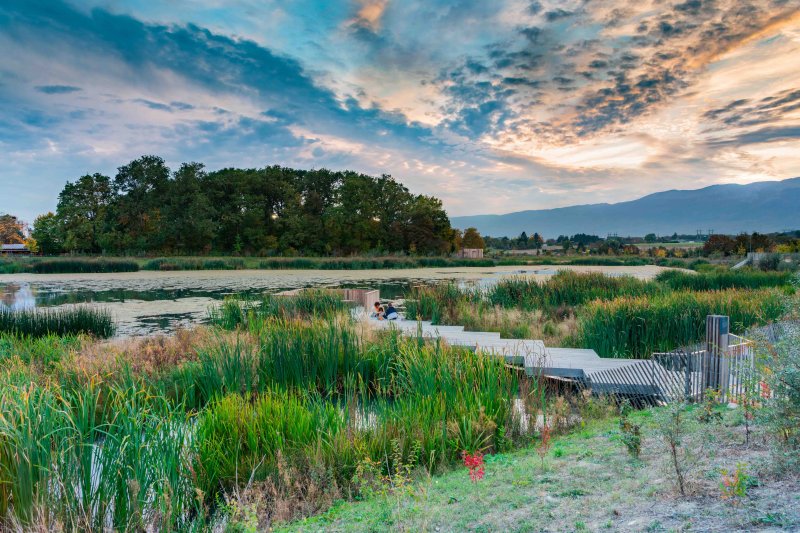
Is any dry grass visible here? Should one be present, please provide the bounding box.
[68,326,244,377]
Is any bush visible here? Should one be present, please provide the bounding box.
[759,317,800,463]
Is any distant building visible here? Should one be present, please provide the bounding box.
[457,248,484,259]
[1,244,30,255]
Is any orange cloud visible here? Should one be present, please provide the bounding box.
[351,0,388,32]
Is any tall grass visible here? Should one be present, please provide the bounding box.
[194,336,519,499]
[655,269,794,291]
[488,271,658,310]
[0,307,115,338]
[0,382,199,530]
[31,259,139,273]
[209,290,348,330]
[143,257,245,271]
[575,288,786,358]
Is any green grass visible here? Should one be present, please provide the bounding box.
[209,290,349,329]
[655,269,794,291]
[2,254,672,274]
[0,306,115,338]
[277,405,798,533]
[575,288,785,357]
[0,307,528,529]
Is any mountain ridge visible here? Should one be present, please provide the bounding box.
[450,177,800,238]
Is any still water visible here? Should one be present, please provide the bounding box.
[0,265,667,336]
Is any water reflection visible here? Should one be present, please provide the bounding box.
[1,283,36,311]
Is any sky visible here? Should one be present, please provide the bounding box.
[1,0,800,223]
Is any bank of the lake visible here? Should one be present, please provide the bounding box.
[0,265,675,336]
[0,254,666,275]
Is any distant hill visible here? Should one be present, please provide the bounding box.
[450,177,800,238]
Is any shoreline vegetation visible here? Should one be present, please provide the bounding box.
[2,254,682,275]
[404,269,793,358]
[0,275,797,530]
[0,294,535,530]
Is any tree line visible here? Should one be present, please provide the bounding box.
[28,156,460,256]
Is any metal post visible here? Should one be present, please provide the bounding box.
[683,351,691,401]
[703,315,729,400]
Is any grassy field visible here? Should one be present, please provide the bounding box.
[281,406,800,532]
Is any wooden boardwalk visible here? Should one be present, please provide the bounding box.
[369,317,756,404]
[369,318,639,376]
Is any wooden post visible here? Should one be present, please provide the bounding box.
[703,315,729,399]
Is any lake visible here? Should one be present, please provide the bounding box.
[0,265,668,336]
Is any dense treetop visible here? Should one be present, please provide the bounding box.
[32,156,457,256]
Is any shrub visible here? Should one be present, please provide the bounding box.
[655,403,692,496]
[619,401,642,459]
[720,463,750,505]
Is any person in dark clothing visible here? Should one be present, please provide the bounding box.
[383,303,399,320]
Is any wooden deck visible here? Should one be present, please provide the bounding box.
[369,318,639,376]
[367,317,706,404]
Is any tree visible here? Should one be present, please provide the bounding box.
[43,156,456,256]
[703,234,736,256]
[516,231,528,248]
[31,212,64,255]
[462,227,485,249]
[644,233,657,243]
[162,163,215,253]
[108,156,171,251]
[531,232,544,249]
[57,173,112,253]
[0,214,25,244]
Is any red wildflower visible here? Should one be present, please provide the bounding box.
[462,451,485,483]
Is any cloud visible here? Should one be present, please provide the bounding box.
[703,89,800,128]
[1,0,799,224]
[35,85,81,94]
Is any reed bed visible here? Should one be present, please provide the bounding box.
[209,290,348,330]
[655,269,794,291]
[193,334,519,499]
[143,257,246,271]
[31,258,139,273]
[0,307,531,529]
[0,306,115,338]
[0,382,199,531]
[575,288,785,358]
[257,257,498,269]
[488,271,658,310]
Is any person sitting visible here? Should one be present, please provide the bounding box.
[372,301,384,319]
[383,302,399,320]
